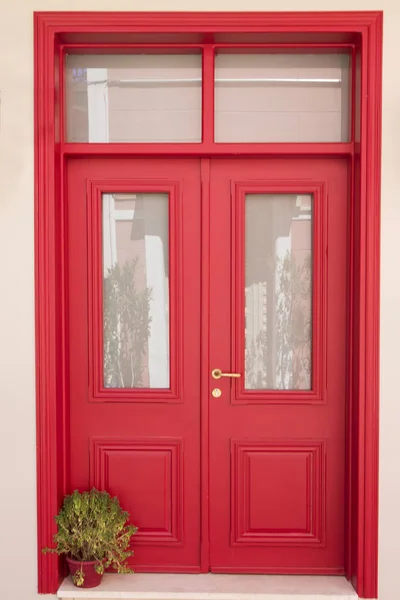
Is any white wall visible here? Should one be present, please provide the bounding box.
[0,2,398,599]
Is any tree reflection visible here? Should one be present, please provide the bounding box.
[245,251,312,390]
[103,257,153,388]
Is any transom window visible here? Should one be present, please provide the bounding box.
[65,49,352,144]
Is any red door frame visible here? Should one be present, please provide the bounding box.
[34,11,382,597]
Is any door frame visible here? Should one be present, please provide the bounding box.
[34,11,382,597]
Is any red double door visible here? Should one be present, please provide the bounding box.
[68,157,347,573]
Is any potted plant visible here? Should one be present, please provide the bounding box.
[43,488,137,588]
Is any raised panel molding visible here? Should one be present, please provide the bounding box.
[90,437,183,545]
[87,179,182,403]
[231,440,326,547]
[231,181,327,405]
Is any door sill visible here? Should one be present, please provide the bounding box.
[58,573,359,599]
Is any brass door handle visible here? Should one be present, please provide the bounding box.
[211,368,241,380]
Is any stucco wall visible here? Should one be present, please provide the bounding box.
[0,2,398,599]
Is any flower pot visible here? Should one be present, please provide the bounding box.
[66,557,103,588]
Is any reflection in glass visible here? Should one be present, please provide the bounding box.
[245,194,312,390]
[215,53,350,142]
[66,54,202,143]
[102,193,169,388]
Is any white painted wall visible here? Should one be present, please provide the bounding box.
[0,2,397,600]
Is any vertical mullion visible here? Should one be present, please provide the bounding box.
[202,45,215,145]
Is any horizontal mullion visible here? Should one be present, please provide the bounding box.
[63,42,355,51]
[62,142,353,156]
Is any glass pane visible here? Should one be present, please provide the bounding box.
[245,194,312,390]
[66,54,202,142]
[215,53,350,142]
[102,193,169,388]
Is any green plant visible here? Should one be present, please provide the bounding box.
[43,489,137,586]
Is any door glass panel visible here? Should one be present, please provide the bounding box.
[215,53,350,142]
[66,54,202,142]
[245,194,312,390]
[102,193,169,388]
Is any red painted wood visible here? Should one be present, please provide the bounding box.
[63,43,355,50]
[35,11,382,597]
[231,440,326,547]
[202,47,215,145]
[200,159,211,572]
[34,11,382,45]
[62,142,353,157]
[231,181,326,405]
[67,158,201,570]
[34,14,65,593]
[209,158,348,573]
[91,438,184,545]
[350,14,382,598]
[350,46,356,144]
[86,179,182,402]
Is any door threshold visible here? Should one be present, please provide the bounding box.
[58,573,359,600]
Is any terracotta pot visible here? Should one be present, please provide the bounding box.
[66,557,103,588]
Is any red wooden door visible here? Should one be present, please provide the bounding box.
[67,156,347,574]
[209,158,347,573]
[67,158,201,571]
